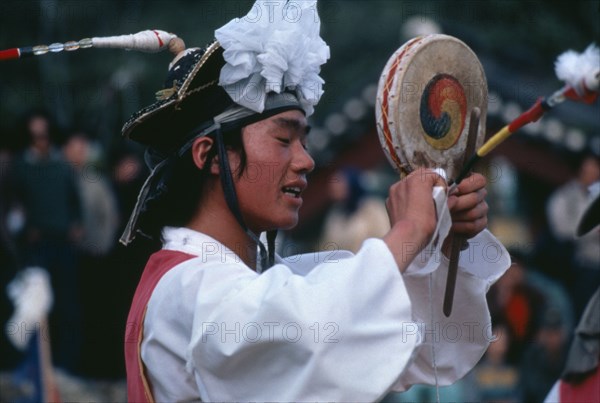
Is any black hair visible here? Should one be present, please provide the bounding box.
[65,127,92,142]
[138,127,247,240]
[18,108,60,148]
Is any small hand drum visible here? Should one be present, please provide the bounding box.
[376,34,487,180]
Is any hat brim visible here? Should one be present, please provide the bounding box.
[121,42,232,153]
[577,194,600,236]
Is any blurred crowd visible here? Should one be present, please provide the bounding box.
[0,110,598,402]
[0,111,159,400]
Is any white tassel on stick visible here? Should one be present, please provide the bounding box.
[555,44,600,95]
[92,29,178,53]
[1,29,183,61]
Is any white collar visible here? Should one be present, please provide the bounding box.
[161,226,249,267]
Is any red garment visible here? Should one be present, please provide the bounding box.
[506,292,530,339]
[124,250,195,403]
[560,365,600,403]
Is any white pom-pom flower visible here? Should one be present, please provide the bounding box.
[215,0,330,115]
[6,267,53,350]
[555,44,600,95]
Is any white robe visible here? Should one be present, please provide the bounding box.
[141,227,509,402]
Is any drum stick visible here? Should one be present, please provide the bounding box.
[444,107,480,317]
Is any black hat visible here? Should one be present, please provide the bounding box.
[121,42,233,154]
[576,185,600,236]
[118,0,329,260]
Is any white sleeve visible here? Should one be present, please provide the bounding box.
[391,229,510,391]
[546,186,578,240]
[544,380,561,403]
[187,238,420,402]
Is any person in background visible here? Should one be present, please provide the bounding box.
[319,167,389,253]
[520,308,569,402]
[12,111,83,373]
[487,256,547,363]
[63,131,119,257]
[545,181,600,403]
[62,131,124,385]
[464,322,522,403]
[546,154,600,317]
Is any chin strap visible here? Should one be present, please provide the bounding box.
[266,230,277,268]
[214,124,273,272]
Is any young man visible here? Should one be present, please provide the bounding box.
[122,2,509,401]
[544,181,600,402]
